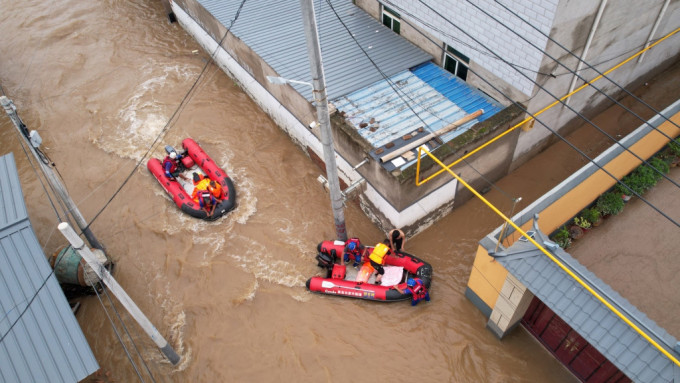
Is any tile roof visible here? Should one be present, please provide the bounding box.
[491,219,680,383]
[0,153,98,382]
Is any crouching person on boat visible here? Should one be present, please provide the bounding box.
[192,175,217,216]
[207,180,224,200]
[342,237,365,268]
[163,150,189,181]
[368,243,390,284]
[394,278,430,306]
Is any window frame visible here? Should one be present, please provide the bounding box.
[443,44,470,81]
[381,5,401,34]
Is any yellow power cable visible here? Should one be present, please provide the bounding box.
[416,26,680,186]
[418,146,680,367]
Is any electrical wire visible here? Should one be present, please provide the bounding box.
[417,0,680,228]
[0,246,70,344]
[82,0,248,231]
[324,0,518,204]
[87,273,147,383]
[88,260,157,383]
[492,0,680,142]
[462,0,680,156]
[378,0,555,77]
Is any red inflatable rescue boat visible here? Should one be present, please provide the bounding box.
[147,138,236,220]
[306,240,432,302]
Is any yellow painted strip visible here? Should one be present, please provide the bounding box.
[416,26,680,186]
[418,146,680,366]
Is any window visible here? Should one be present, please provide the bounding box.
[381,6,400,34]
[443,44,470,81]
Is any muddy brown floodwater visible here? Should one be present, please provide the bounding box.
[1,1,678,382]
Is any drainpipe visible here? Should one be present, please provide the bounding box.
[566,0,607,106]
[638,0,671,63]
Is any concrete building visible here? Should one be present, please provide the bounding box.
[354,0,680,166]
[465,100,680,381]
[0,153,99,383]
[167,0,526,235]
[166,0,679,237]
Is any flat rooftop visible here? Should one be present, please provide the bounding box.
[568,164,680,338]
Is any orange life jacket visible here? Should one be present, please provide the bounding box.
[208,181,223,199]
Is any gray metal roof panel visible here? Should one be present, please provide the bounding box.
[494,224,679,383]
[197,0,432,101]
[0,153,98,383]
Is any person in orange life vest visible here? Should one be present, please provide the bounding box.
[368,243,390,284]
[387,228,406,253]
[207,180,223,200]
[342,238,365,268]
[163,151,188,181]
[191,172,205,186]
[393,278,429,306]
[191,174,211,201]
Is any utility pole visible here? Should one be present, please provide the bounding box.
[299,0,347,241]
[1,96,104,250]
[58,222,180,365]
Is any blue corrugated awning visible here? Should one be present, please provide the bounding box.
[0,153,99,382]
[332,62,503,171]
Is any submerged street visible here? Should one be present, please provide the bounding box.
[1,1,678,381]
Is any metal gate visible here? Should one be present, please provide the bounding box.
[522,297,631,383]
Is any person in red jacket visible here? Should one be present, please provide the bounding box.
[393,278,429,306]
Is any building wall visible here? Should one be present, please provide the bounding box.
[515,0,680,167]
[356,0,557,97]
[466,101,680,323]
[171,0,529,235]
[355,0,680,182]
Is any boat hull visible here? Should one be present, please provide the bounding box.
[147,138,236,221]
[306,240,433,302]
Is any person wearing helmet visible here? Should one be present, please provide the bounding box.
[393,277,429,306]
[162,150,188,181]
[368,243,391,284]
[342,237,364,268]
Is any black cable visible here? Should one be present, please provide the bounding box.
[15,136,63,221]
[417,0,680,228]
[493,0,680,143]
[83,0,248,231]
[87,273,147,383]
[326,0,517,203]
[461,0,680,157]
[0,246,70,344]
[94,263,156,383]
[377,1,555,77]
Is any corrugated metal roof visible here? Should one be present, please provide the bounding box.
[493,222,680,383]
[196,0,432,101]
[332,62,503,170]
[0,153,98,383]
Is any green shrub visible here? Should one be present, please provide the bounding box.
[580,207,601,225]
[649,156,670,176]
[596,191,624,216]
[573,216,591,229]
[669,141,680,157]
[553,226,571,249]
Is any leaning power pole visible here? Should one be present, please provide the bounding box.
[299,0,348,241]
[1,96,104,250]
[58,222,180,365]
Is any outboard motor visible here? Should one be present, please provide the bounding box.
[315,251,335,269]
[165,145,177,155]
